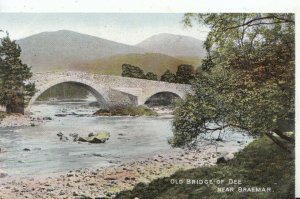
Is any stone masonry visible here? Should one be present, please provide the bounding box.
[25,71,192,113]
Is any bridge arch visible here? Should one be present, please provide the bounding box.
[144,91,181,106]
[140,89,186,105]
[25,79,111,113]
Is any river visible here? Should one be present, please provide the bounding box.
[0,100,251,180]
[0,101,175,178]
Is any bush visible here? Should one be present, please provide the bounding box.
[94,106,157,116]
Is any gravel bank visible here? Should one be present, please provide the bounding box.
[0,114,47,128]
[0,141,245,199]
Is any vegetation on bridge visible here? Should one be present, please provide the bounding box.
[122,63,195,84]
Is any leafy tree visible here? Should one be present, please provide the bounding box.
[145,72,158,81]
[121,64,145,79]
[175,64,195,84]
[0,33,35,114]
[160,69,176,83]
[172,13,295,151]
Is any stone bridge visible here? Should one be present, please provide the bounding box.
[25,71,192,113]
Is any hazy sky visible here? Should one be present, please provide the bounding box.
[0,13,209,45]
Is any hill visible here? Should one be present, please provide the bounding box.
[17,30,145,72]
[74,53,202,76]
[136,33,206,57]
[16,30,204,74]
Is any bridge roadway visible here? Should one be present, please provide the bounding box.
[25,71,192,113]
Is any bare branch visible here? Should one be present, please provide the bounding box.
[265,132,292,153]
[223,16,294,32]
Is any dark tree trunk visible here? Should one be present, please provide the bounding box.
[6,94,24,114]
[265,132,292,153]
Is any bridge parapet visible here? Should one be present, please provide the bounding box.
[26,71,192,113]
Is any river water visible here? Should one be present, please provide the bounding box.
[0,101,175,178]
[0,101,251,179]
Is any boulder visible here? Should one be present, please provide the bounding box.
[55,114,67,117]
[216,153,234,164]
[77,137,89,142]
[57,132,63,137]
[0,169,8,178]
[88,132,95,137]
[77,132,110,144]
[43,117,52,120]
[60,136,69,142]
[216,157,227,164]
[23,148,30,151]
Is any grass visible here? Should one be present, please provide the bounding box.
[73,53,202,76]
[115,136,295,199]
[93,106,157,116]
[0,111,7,122]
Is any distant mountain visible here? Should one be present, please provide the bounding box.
[16,30,204,74]
[17,30,145,72]
[74,53,202,76]
[136,33,206,57]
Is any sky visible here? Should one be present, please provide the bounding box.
[0,13,209,45]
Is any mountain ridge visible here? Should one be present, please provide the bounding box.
[16,30,205,74]
[136,33,206,57]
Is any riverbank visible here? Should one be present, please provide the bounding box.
[0,139,247,199]
[0,105,170,127]
[116,136,295,199]
[0,113,48,128]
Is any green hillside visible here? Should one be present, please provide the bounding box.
[73,53,202,76]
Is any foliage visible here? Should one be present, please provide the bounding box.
[172,13,295,149]
[145,72,158,80]
[121,63,197,84]
[116,136,295,199]
[175,64,195,84]
[94,106,157,116]
[160,69,176,83]
[0,33,35,114]
[121,64,146,79]
[0,111,6,121]
[121,63,160,81]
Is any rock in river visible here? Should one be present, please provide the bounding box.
[23,148,30,151]
[0,169,8,178]
[77,132,110,144]
[57,132,64,137]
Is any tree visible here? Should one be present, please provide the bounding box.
[145,72,158,81]
[0,33,35,114]
[160,69,176,83]
[121,64,145,79]
[175,64,195,84]
[172,13,295,151]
